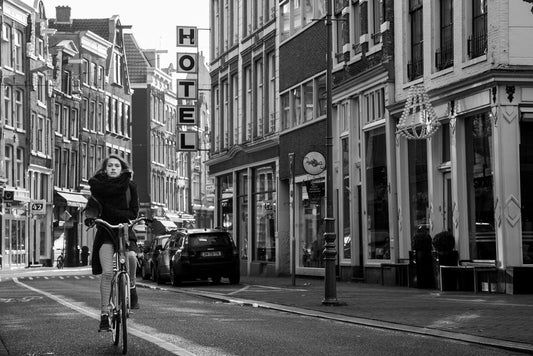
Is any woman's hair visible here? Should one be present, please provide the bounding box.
[95,154,131,175]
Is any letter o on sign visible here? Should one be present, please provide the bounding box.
[177,53,198,73]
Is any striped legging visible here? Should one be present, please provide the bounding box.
[99,243,138,314]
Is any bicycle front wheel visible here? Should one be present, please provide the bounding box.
[119,273,128,354]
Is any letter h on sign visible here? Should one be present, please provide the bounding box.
[176,26,198,47]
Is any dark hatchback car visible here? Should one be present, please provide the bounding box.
[168,228,240,286]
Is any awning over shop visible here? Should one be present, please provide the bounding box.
[55,191,88,208]
[151,219,178,236]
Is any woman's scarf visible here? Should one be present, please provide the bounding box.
[88,171,132,199]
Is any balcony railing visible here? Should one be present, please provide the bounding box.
[435,42,453,71]
[467,31,487,59]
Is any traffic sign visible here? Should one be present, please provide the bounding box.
[177,52,198,73]
[176,26,198,47]
[177,132,198,151]
[178,105,197,125]
[31,200,46,215]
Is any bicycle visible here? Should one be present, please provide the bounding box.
[56,252,64,269]
[90,217,149,355]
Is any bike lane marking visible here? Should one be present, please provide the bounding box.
[13,277,198,356]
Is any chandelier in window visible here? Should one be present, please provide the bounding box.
[396,84,440,140]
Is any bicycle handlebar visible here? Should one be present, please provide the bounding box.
[91,217,152,230]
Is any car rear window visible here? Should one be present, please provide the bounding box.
[188,233,231,247]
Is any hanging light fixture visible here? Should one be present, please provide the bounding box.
[396,84,440,140]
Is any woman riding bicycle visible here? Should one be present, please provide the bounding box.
[84,155,140,331]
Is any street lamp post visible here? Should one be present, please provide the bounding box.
[322,0,343,306]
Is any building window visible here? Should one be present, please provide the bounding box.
[520,116,533,264]
[466,112,495,260]
[231,74,239,144]
[280,0,326,41]
[252,165,276,262]
[14,89,23,129]
[71,108,79,138]
[341,137,351,260]
[81,143,88,180]
[61,149,69,187]
[14,30,23,72]
[62,106,69,137]
[266,52,276,134]
[4,85,12,127]
[254,59,264,137]
[335,2,350,63]
[55,103,61,133]
[15,147,24,187]
[408,139,428,237]
[408,0,423,81]
[81,59,89,84]
[70,150,77,189]
[1,24,13,67]
[370,0,383,45]
[436,0,453,70]
[89,101,96,131]
[468,0,487,59]
[352,0,362,54]
[243,66,252,141]
[5,145,13,186]
[365,127,390,260]
[37,74,46,103]
[281,74,326,131]
[82,98,88,129]
[364,87,385,124]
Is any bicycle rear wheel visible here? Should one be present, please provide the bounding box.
[119,273,128,354]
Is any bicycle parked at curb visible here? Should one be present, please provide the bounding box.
[56,251,64,269]
[88,216,149,355]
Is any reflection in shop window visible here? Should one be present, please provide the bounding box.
[365,127,390,259]
[408,139,429,236]
[466,112,495,260]
[520,117,533,264]
[342,138,351,260]
[300,180,325,268]
[253,166,276,262]
[238,171,248,260]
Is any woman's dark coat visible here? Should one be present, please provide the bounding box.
[86,171,139,275]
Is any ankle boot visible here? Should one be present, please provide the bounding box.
[130,287,139,309]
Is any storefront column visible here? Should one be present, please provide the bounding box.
[450,116,469,258]
[492,101,521,267]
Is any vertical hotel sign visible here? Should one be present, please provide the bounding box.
[176,26,198,151]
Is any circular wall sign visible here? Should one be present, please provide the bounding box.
[302,151,326,175]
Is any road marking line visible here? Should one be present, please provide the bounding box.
[227,285,250,295]
[13,278,198,356]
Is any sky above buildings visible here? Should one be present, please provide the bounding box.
[42,0,210,67]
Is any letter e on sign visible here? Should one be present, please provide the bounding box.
[178,132,197,151]
[176,26,197,47]
[177,53,198,74]
[178,105,197,125]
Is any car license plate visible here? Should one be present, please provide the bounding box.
[202,251,222,257]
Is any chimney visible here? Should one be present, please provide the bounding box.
[55,6,72,24]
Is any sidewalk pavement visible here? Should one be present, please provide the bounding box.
[2,267,532,354]
[157,275,533,354]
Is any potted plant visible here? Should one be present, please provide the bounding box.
[409,230,434,288]
[432,230,458,266]
[432,230,459,290]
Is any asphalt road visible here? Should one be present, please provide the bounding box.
[0,275,525,356]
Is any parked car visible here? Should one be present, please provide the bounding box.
[140,235,170,281]
[168,228,240,286]
[154,234,180,284]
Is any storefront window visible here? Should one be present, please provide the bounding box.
[408,139,429,235]
[218,174,233,234]
[300,179,325,267]
[365,127,390,259]
[237,171,248,260]
[342,138,351,260]
[466,112,495,260]
[520,118,533,264]
[252,165,276,262]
